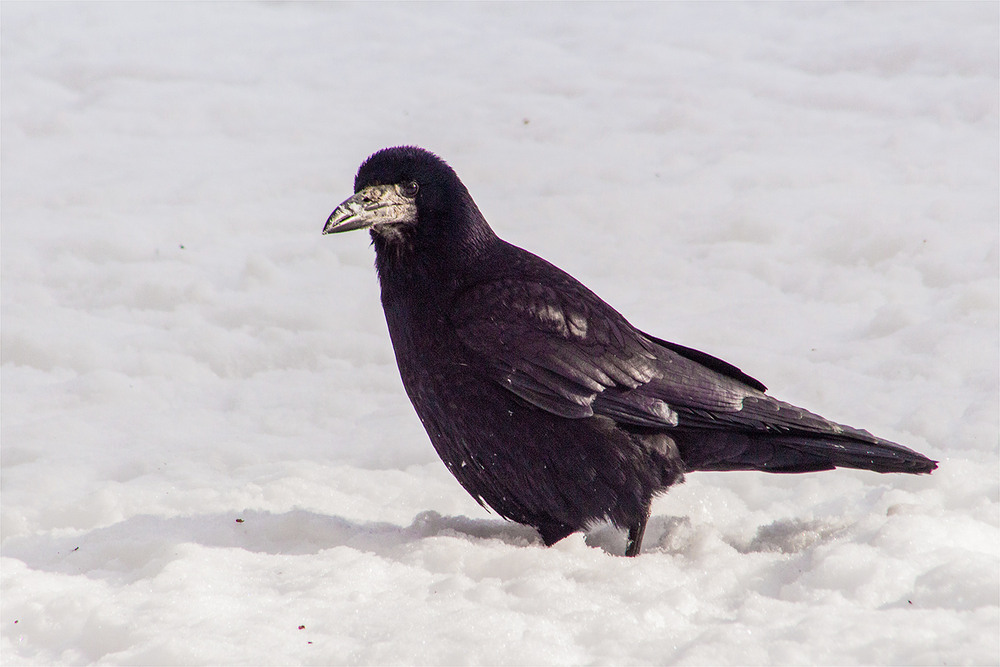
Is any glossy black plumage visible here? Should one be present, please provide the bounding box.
[323,146,937,556]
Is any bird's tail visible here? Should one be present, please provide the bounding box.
[763,433,936,474]
[679,416,937,475]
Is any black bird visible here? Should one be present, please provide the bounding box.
[323,146,937,556]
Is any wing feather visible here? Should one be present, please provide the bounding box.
[452,278,756,429]
[452,277,889,447]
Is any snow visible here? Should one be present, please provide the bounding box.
[2,2,998,664]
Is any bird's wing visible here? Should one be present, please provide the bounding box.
[452,278,759,428]
[643,335,766,392]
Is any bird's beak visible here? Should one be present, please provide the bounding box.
[323,184,417,235]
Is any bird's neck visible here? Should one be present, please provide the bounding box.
[373,201,499,300]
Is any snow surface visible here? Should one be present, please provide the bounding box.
[2,2,998,665]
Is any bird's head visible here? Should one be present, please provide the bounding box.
[323,146,496,257]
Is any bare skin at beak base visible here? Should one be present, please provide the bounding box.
[323,184,417,235]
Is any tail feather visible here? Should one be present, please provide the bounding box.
[680,429,937,475]
[770,433,937,474]
[676,393,937,475]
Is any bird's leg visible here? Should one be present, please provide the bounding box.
[537,522,576,547]
[625,501,651,557]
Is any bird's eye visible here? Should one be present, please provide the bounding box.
[400,180,419,198]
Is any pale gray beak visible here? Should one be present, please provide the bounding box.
[323,184,418,235]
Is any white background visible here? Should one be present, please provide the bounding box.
[3,3,997,664]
